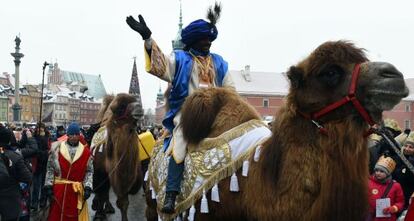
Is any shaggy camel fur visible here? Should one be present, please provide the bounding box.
[92,93,143,221]
[149,41,408,221]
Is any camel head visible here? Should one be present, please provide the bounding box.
[286,41,408,124]
[107,93,144,127]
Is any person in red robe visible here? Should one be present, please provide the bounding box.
[43,123,93,221]
[57,133,89,149]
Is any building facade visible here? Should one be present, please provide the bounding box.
[0,96,8,122]
[80,98,101,126]
[47,62,107,99]
[24,84,41,122]
[154,86,166,126]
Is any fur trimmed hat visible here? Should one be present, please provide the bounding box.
[384,118,402,133]
[405,131,414,146]
[375,155,396,176]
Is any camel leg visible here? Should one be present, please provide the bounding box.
[92,192,108,221]
[104,199,115,214]
[144,182,158,221]
[116,195,129,221]
[93,158,111,220]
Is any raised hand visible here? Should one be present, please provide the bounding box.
[126,14,152,40]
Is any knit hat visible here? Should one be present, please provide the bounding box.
[375,156,396,176]
[67,122,80,136]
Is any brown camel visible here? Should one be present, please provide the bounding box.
[147,41,409,221]
[91,93,143,221]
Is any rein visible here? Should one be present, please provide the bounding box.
[92,130,140,192]
[92,138,129,192]
[299,63,375,136]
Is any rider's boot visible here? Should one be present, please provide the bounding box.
[161,191,177,214]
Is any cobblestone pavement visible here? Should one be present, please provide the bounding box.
[30,189,147,221]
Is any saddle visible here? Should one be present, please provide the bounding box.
[91,126,155,161]
[147,119,271,219]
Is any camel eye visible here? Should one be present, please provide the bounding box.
[319,65,344,87]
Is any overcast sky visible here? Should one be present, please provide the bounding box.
[1,0,413,110]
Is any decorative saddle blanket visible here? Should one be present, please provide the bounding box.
[90,126,155,161]
[147,119,272,219]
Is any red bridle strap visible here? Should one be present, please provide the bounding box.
[299,63,376,134]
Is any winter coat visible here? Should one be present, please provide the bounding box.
[405,197,414,221]
[392,155,414,208]
[0,147,32,220]
[18,134,39,160]
[34,134,50,174]
[0,147,32,197]
[368,176,405,221]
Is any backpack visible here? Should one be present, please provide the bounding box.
[0,147,11,188]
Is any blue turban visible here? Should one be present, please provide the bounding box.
[181,19,218,46]
[67,122,80,136]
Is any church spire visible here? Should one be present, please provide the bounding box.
[128,57,143,111]
[172,0,185,50]
[179,0,183,30]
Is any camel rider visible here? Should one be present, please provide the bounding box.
[126,3,235,213]
[43,122,93,221]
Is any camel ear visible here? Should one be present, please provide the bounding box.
[287,66,304,89]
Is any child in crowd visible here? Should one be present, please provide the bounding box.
[368,156,405,221]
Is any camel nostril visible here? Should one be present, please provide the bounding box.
[379,63,403,78]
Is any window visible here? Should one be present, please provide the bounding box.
[263,99,269,108]
[405,120,411,130]
[406,104,411,112]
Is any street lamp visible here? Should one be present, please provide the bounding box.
[39,61,49,124]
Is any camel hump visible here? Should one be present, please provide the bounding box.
[181,88,226,144]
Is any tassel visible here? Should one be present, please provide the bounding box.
[254,146,261,162]
[144,171,149,181]
[242,160,249,177]
[230,173,239,192]
[200,190,209,213]
[188,205,196,221]
[211,184,220,202]
[151,189,156,199]
[150,183,156,199]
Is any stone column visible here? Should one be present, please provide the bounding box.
[10,36,24,122]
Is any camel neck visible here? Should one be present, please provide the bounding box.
[250,108,369,221]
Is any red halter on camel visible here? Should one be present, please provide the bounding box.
[299,63,376,135]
